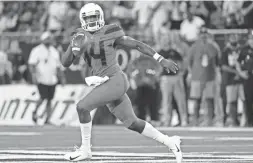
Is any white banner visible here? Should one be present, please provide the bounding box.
[0,84,97,126]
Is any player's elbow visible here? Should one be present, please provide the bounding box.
[62,63,71,68]
[61,59,71,68]
[61,57,71,68]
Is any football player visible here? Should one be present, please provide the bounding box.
[61,3,182,163]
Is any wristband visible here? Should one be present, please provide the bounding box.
[153,53,160,60]
[153,53,164,62]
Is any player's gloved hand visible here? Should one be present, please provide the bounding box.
[160,58,179,73]
[71,32,87,56]
[153,53,178,73]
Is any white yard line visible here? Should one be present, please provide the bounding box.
[158,127,253,132]
[0,132,42,136]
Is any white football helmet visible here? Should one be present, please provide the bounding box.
[79,3,105,32]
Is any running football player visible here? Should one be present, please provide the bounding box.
[61,3,182,163]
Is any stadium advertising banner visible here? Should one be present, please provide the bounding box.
[0,84,97,126]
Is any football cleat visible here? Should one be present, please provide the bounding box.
[164,135,183,163]
[64,146,92,162]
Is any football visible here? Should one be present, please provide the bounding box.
[71,32,88,56]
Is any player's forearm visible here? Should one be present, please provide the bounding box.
[61,45,75,67]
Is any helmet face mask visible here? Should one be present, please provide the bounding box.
[79,3,105,32]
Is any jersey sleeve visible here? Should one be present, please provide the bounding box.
[102,24,125,41]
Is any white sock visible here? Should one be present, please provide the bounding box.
[80,121,92,149]
[141,122,167,145]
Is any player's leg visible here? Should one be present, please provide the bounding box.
[107,94,183,163]
[64,72,128,161]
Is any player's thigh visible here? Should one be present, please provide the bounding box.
[226,84,238,103]
[190,81,203,99]
[77,72,128,111]
[107,94,138,127]
[203,80,215,99]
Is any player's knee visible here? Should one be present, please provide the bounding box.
[76,102,83,113]
[127,118,146,133]
[76,101,90,113]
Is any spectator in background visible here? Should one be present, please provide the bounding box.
[47,1,69,33]
[221,34,245,127]
[0,2,3,15]
[127,55,162,125]
[132,1,162,42]
[209,1,225,29]
[238,31,253,127]
[111,1,134,30]
[187,27,221,126]
[28,31,65,125]
[180,10,205,46]
[0,51,12,84]
[242,1,253,29]
[159,34,188,127]
[223,1,244,28]
[189,1,209,23]
[7,40,27,83]
[0,7,19,33]
[63,1,82,33]
[132,1,158,29]
[169,1,187,30]
[151,1,170,44]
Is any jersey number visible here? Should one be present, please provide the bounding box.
[87,41,107,66]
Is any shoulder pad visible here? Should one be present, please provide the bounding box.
[104,24,123,34]
[100,24,125,41]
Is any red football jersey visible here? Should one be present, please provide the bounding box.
[74,24,125,77]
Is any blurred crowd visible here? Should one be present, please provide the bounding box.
[0,1,253,33]
[1,1,253,127]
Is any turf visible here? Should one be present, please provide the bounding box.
[0,125,253,163]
